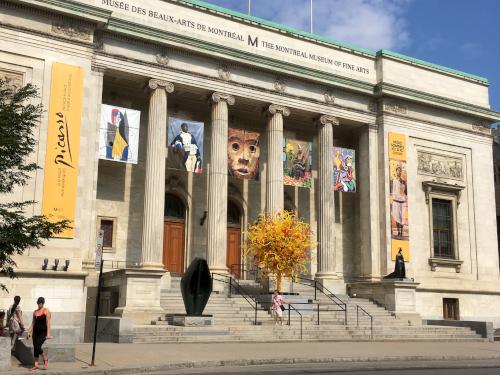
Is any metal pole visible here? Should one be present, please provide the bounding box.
[254,300,258,325]
[317,303,320,325]
[314,280,317,301]
[229,276,232,297]
[310,0,313,34]
[90,259,104,366]
[248,0,251,16]
[371,316,373,340]
[356,305,359,327]
[344,303,347,325]
[288,305,291,326]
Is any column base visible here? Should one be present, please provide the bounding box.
[209,266,229,293]
[315,272,346,295]
[102,268,165,324]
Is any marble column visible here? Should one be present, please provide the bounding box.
[315,115,342,291]
[141,79,174,269]
[207,92,235,274]
[266,104,290,213]
[358,124,381,280]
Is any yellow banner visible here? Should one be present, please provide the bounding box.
[388,132,406,161]
[388,132,409,261]
[41,63,84,238]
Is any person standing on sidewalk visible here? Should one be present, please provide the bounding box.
[27,297,52,371]
[7,295,24,352]
[270,290,286,325]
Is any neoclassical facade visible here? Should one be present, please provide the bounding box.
[1,0,500,338]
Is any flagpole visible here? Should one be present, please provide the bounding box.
[248,0,251,16]
[310,0,313,34]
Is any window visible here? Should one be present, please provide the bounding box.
[432,199,453,258]
[227,201,241,226]
[443,298,459,320]
[164,194,185,220]
[98,217,117,251]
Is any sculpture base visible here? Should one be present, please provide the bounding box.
[171,314,214,327]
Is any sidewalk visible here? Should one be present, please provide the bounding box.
[6,341,500,374]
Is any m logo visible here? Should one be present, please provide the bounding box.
[248,35,258,47]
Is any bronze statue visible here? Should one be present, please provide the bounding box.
[383,248,406,280]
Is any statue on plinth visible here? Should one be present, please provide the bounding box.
[181,258,212,316]
[383,248,406,280]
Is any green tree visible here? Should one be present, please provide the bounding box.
[0,80,69,291]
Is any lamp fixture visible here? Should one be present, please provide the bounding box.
[63,259,70,271]
[42,258,48,271]
[200,210,208,226]
[53,259,59,271]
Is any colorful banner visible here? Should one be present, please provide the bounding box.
[167,117,204,173]
[41,63,84,238]
[227,128,260,180]
[389,133,409,261]
[333,147,356,192]
[99,104,141,164]
[283,139,312,188]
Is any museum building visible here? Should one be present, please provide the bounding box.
[1,0,500,340]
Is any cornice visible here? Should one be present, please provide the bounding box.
[375,82,500,122]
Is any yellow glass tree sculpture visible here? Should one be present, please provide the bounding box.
[243,210,315,292]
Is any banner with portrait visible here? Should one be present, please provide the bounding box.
[99,104,141,164]
[42,62,84,238]
[389,133,410,261]
[167,117,204,173]
[333,147,356,193]
[283,139,313,188]
[227,128,260,180]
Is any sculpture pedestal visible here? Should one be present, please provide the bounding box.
[348,279,421,325]
[103,268,165,324]
[172,315,214,327]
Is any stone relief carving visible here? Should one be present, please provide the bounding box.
[155,54,169,67]
[471,120,491,135]
[148,79,174,93]
[217,65,231,81]
[368,101,378,113]
[383,102,407,114]
[51,22,92,41]
[0,71,23,91]
[417,151,463,180]
[324,90,335,104]
[274,78,286,93]
[211,92,235,105]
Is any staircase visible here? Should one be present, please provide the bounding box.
[133,277,484,343]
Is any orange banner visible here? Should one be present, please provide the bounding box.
[389,132,409,261]
[41,63,84,238]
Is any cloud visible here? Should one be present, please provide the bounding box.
[459,42,482,59]
[247,0,412,51]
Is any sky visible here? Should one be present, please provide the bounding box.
[200,0,500,113]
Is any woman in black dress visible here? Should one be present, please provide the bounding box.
[27,297,52,371]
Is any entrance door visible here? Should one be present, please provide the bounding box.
[443,298,459,320]
[163,194,185,274]
[227,201,241,277]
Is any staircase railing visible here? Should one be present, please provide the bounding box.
[287,304,303,340]
[356,305,374,340]
[211,272,260,325]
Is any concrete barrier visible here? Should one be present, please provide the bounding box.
[14,338,75,365]
[0,336,11,371]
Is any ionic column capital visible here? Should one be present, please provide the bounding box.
[148,79,174,93]
[318,114,339,126]
[267,104,290,117]
[211,92,235,105]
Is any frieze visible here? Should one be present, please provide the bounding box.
[51,22,92,41]
[383,102,407,114]
[217,65,231,81]
[417,151,463,180]
[0,71,23,91]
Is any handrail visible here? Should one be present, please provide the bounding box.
[287,304,303,340]
[356,305,374,340]
[211,272,260,325]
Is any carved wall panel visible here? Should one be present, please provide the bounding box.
[51,22,92,41]
[0,70,23,91]
[417,151,463,180]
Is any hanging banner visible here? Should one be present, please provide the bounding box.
[99,104,141,164]
[41,62,84,238]
[388,133,409,261]
[283,139,313,188]
[227,128,260,180]
[167,117,204,173]
[333,147,356,193]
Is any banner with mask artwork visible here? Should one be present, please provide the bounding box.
[283,139,313,188]
[99,104,141,164]
[333,147,356,193]
[388,133,410,261]
[227,128,260,180]
[167,117,204,173]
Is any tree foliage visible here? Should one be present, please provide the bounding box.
[243,210,315,291]
[0,80,69,291]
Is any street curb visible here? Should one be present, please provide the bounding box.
[6,354,500,375]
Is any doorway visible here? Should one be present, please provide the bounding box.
[227,201,242,277]
[163,193,185,274]
[443,298,459,320]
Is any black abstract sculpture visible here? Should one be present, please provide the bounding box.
[181,258,213,316]
[383,248,406,280]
